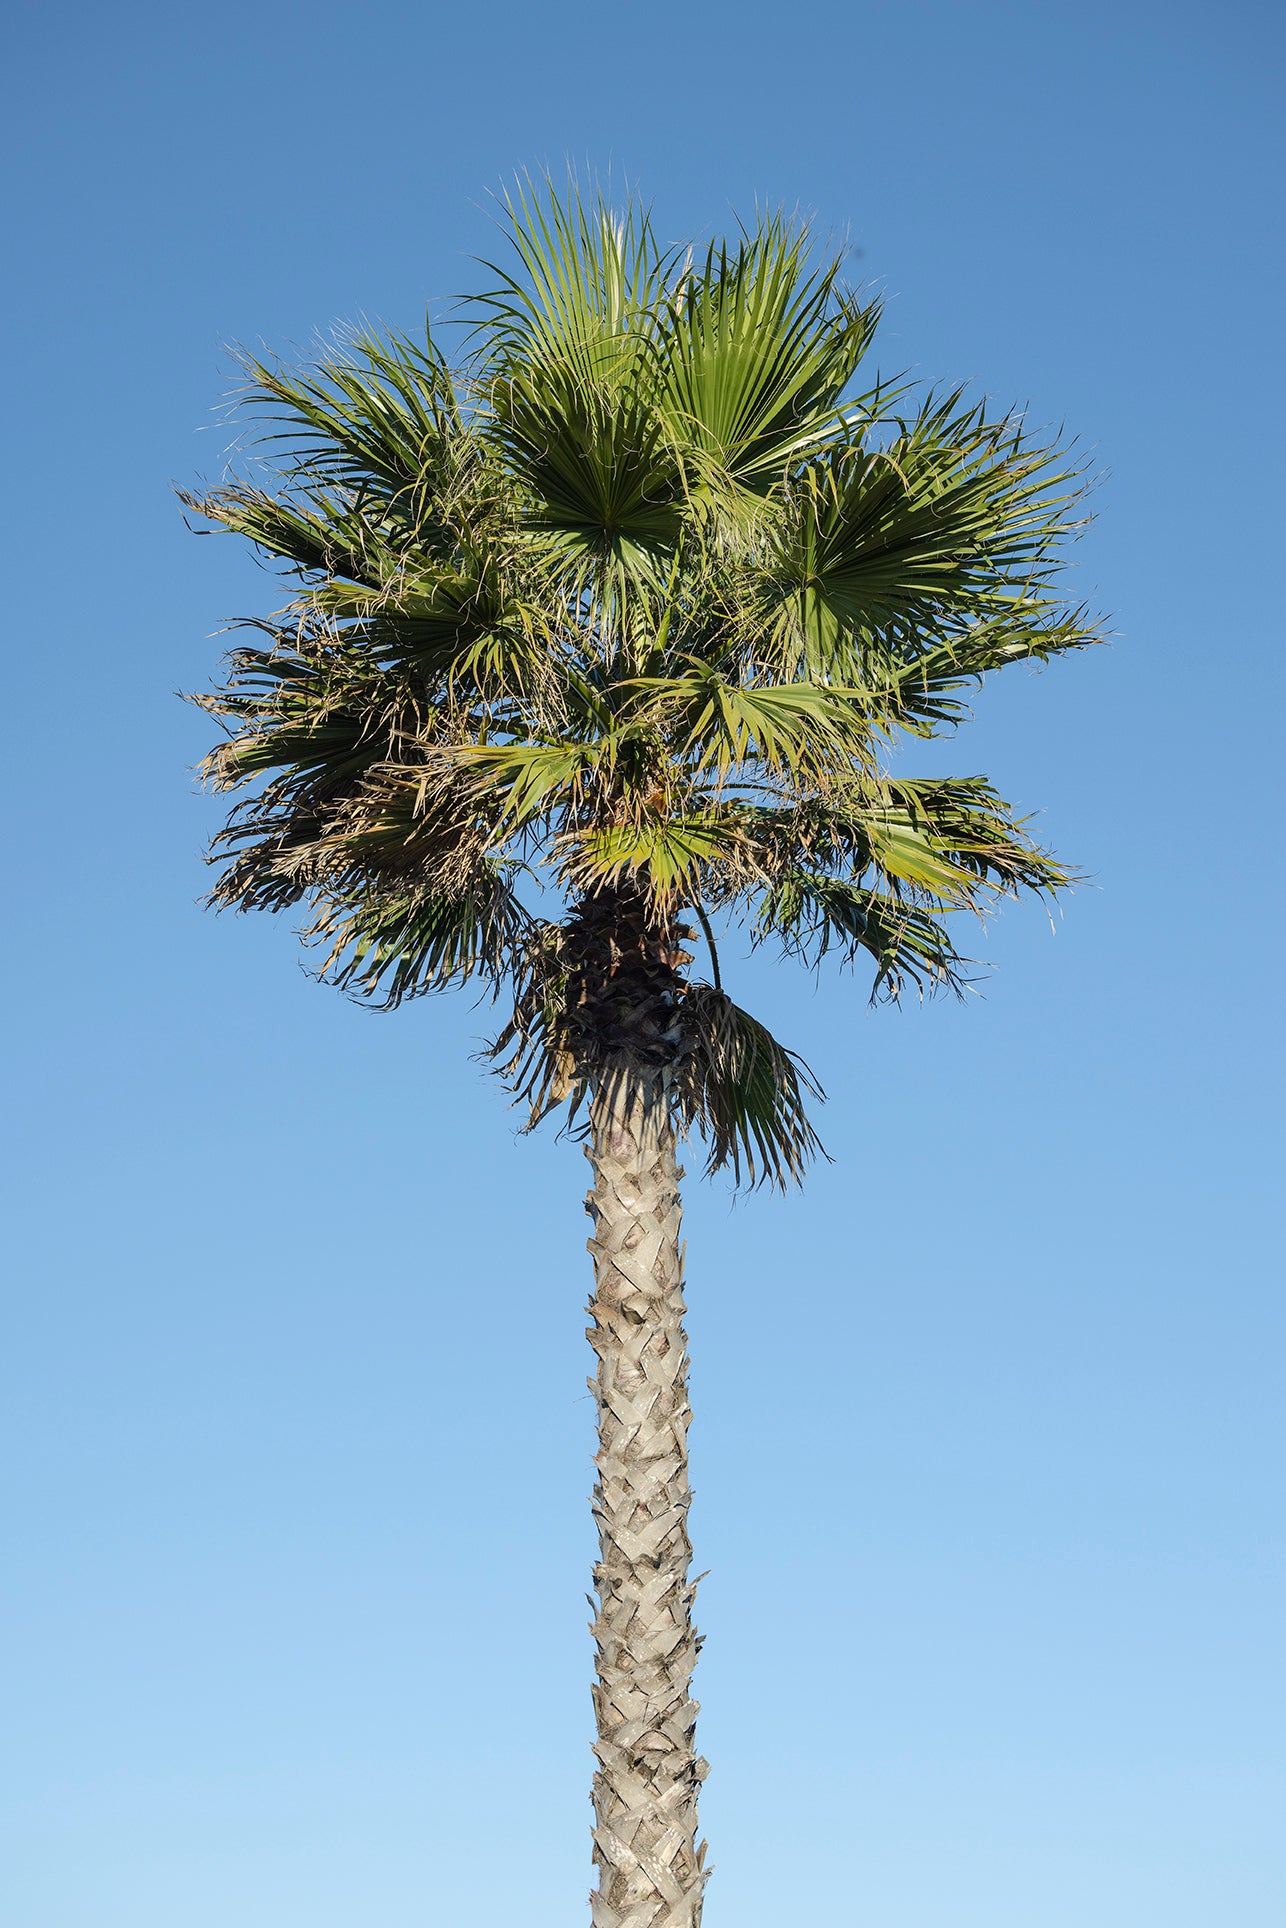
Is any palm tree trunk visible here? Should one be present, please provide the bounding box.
[585,1070,709,1928]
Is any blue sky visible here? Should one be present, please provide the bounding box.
[3,2,1282,1924]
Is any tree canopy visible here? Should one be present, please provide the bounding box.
[187,181,1099,1184]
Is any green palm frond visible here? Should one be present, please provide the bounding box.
[761,394,1090,686]
[678,985,826,1186]
[453,738,611,829]
[232,327,463,505]
[310,865,529,1008]
[873,775,1071,896]
[869,603,1098,732]
[751,870,968,995]
[622,668,873,782]
[181,485,386,584]
[489,363,683,578]
[474,177,673,381]
[474,181,685,602]
[659,219,880,490]
[567,816,748,900]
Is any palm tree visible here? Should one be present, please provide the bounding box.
[185,182,1098,1928]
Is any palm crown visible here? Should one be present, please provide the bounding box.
[188,184,1097,1184]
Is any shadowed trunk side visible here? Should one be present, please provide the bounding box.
[585,1070,708,1928]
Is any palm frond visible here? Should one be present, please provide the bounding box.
[677,984,826,1187]
[309,864,529,1008]
[231,327,463,509]
[765,393,1090,683]
[751,871,968,995]
[659,219,879,489]
[851,602,1099,733]
[181,484,390,585]
[473,176,674,381]
[566,816,747,900]
[624,668,874,784]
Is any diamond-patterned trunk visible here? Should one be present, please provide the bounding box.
[585,1071,708,1928]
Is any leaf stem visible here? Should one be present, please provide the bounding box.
[691,901,723,992]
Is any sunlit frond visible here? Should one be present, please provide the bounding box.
[231,328,463,506]
[751,870,968,996]
[760,393,1091,686]
[474,176,673,382]
[659,220,880,489]
[566,816,748,900]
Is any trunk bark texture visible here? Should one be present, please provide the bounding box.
[585,1071,708,1928]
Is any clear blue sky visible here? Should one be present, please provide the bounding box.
[3,3,1282,1924]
